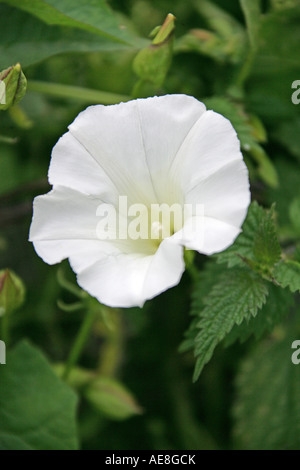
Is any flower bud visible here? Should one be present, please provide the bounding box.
[0,269,25,316]
[133,13,175,89]
[0,63,27,111]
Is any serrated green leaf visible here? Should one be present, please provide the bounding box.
[192,269,268,381]
[240,0,261,50]
[224,284,294,345]
[217,201,265,268]
[217,202,281,274]
[233,334,300,449]
[274,260,300,293]
[0,341,78,450]
[180,261,225,353]
[0,0,135,44]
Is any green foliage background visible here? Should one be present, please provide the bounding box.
[0,0,300,450]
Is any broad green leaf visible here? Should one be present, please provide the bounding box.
[0,5,141,69]
[0,0,135,44]
[0,341,78,450]
[192,269,268,381]
[224,284,294,345]
[274,260,300,293]
[239,0,261,50]
[233,334,300,449]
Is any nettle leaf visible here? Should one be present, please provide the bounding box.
[180,261,224,353]
[233,334,300,449]
[217,202,281,276]
[216,201,264,268]
[0,0,135,44]
[0,5,141,69]
[0,341,78,450]
[192,268,268,381]
[274,260,300,293]
[224,284,294,346]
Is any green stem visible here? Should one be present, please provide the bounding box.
[98,309,123,377]
[234,48,256,89]
[28,80,130,105]
[62,309,96,381]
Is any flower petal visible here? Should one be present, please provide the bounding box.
[68,95,206,205]
[70,238,184,308]
[173,215,241,255]
[185,159,250,227]
[30,187,101,241]
[171,110,243,194]
[48,131,119,203]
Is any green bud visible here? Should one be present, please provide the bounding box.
[0,63,27,111]
[133,13,175,89]
[85,376,142,420]
[151,13,175,45]
[0,269,25,316]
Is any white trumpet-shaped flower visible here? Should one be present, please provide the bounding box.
[29,94,250,307]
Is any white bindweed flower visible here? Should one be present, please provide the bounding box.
[29,94,250,308]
